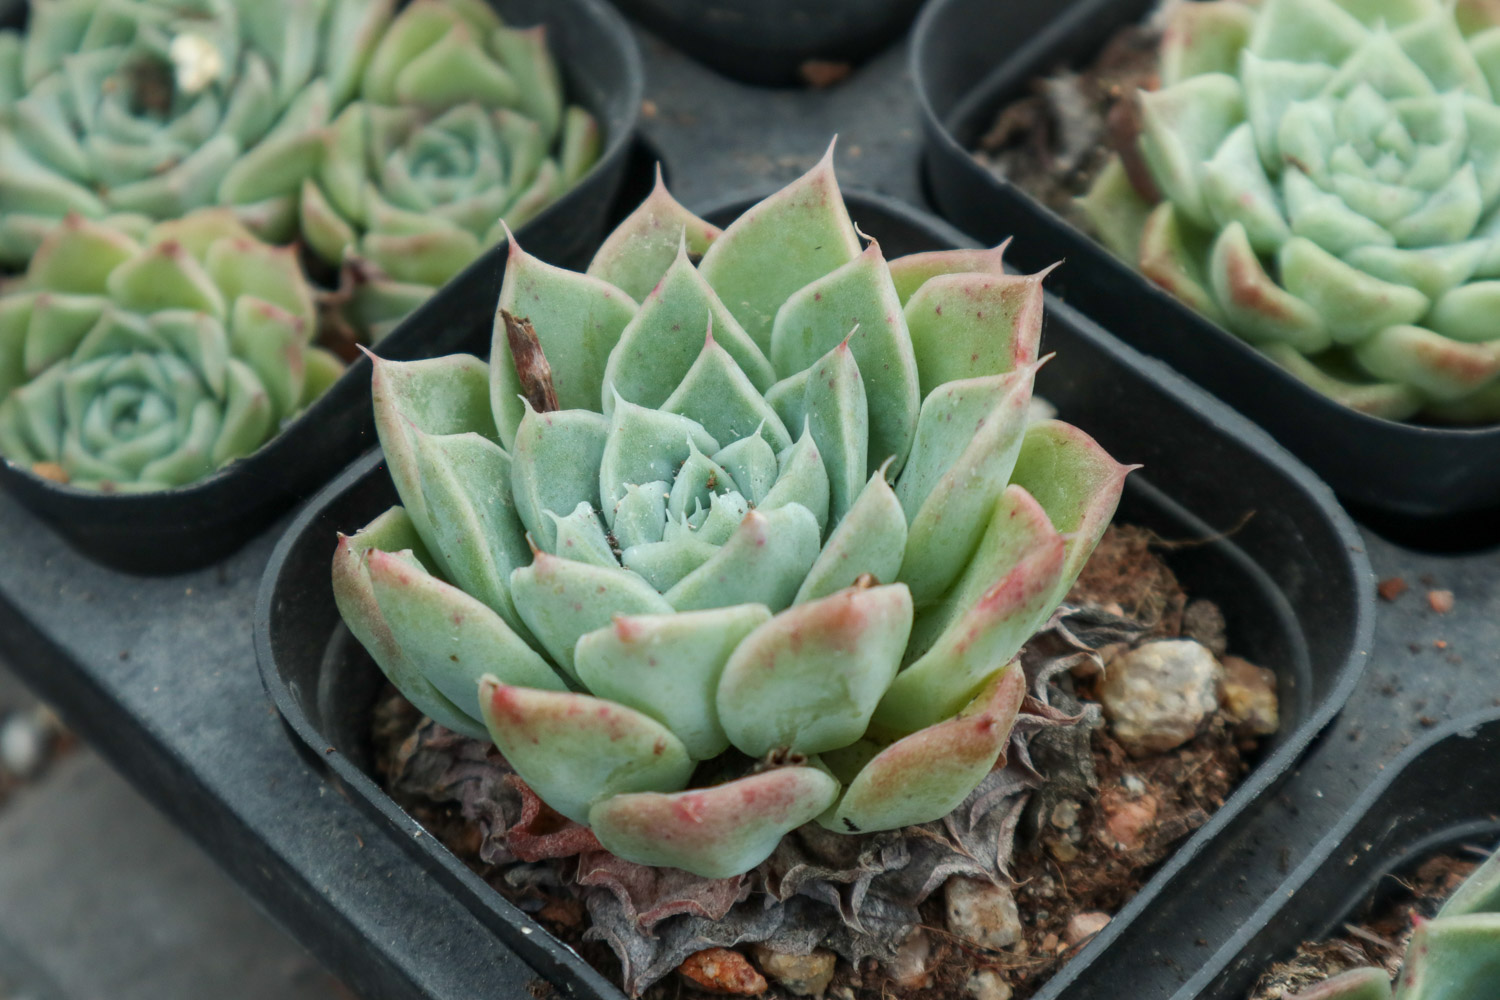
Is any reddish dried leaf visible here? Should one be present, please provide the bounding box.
[502,309,559,414]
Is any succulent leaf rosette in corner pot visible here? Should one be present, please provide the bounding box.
[1080,0,1500,422]
[333,149,1132,880]
[1287,846,1500,999]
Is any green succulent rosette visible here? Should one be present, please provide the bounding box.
[1288,845,1500,999]
[299,0,602,340]
[0,0,393,265]
[0,210,343,491]
[1080,0,1500,421]
[333,151,1130,878]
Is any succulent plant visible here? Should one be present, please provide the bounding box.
[1289,846,1500,999]
[0,210,343,491]
[1079,0,1500,421]
[333,150,1130,878]
[0,0,394,266]
[300,0,602,341]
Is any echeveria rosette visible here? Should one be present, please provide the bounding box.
[0,0,394,265]
[1288,846,1500,999]
[332,150,1130,878]
[1079,0,1500,421]
[300,0,603,340]
[0,210,344,491]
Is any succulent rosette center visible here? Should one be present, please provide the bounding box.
[1080,0,1500,420]
[0,0,392,263]
[0,210,343,491]
[334,149,1130,878]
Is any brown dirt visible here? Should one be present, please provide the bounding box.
[1246,851,1485,1000]
[369,525,1265,1000]
[972,22,1161,223]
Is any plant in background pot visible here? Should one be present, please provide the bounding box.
[334,146,1132,877]
[0,0,392,261]
[300,0,602,341]
[0,209,342,491]
[1079,0,1500,422]
[1283,844,1500,998]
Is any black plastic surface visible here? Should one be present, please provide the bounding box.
[609,0,921,87]
[256,192,1374,1000]
[911,0,1500,522]
[0,0,644,576]
[1171,710,1500,1000]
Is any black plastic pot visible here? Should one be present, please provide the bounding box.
[0,0,644,576]
[1170,709,1500,1000]
[912,0,1500,524]
[611,0,921,87]
[255,192,1374,1000]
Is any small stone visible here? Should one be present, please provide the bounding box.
[751,946,836,997]
[965,969,1013,1000]
[1047,837,1079,863]
[1100,640,1221,755]
[1428,589,1455,614]
[0,713,45,778]
[30,461,69,484]
[1049,800,1080,829]
[1064,912,1110,947]
[1098,786,1158,853]
[944,877,1023,950]
[887,929,932,990]
[678,948,767,995]
[1218,656,1279,738]
[1377,576,1408,601]
[1040,933,1060,952]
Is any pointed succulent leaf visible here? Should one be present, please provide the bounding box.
[510,549,673,680]
[717,583,913,757]
[664,504,822,613]
[549,502,618,568]
[875,486,1066,735]
[599,396,719,514]
[574,604,771,760]
[661,330,792,451]
[1138,203,1226,324]
[1351,323,1500,400]
[712,433,779,506]
[331,509,488,739]
[603,246,775,415]
[903,269,1047,398]
[759,425,831,534]
[1391,913,1500,1000]
[770,241,920,474]
[1160,1,1256,86]
[491,241,638,445]
[509,403,609,551]
[800,338,868,528]
[479,679,694,825]
[406,427,533,635]
[1078,158,1154,262]
[1138,74,1247,228]
[795,464,907,604]
[896,366,1037,604]
[886,242,1009,304]
[371,352,497,535]
[699,143,862,353]
[589,767,840,879]
[587,168,723,301]
[367,547,563,720]
[822,664,1026,834]
[1209,224,1332,353]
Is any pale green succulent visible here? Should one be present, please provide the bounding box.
[0,210,343,491]
[1289,846,1500,999]
[333,151,1129,878]
[299,0,602,340]
[1080,0,1500,421]
[0,0,394,266]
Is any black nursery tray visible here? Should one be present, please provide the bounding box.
[609,0,921,87]
[0,0,643,576]
[1172,709,1500,1000]
[911,0,1500,523]
[256,193,1374,1000]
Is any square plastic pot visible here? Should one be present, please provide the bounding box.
[0,0,644,575]
[611,0,921,87]
[255,192,1374,1000]
[911,0,1500,523]
[1168,708,1500,1000]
